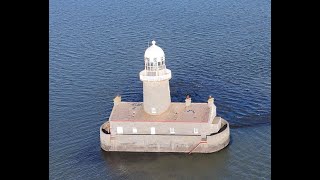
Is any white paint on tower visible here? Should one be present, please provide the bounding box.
[139,40,172,115]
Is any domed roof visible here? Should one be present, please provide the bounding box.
[144,41,165,60]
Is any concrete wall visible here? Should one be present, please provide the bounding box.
[143,80,171,115]
[208,104,216,123]
[109,120,220,136]
[100,125,111,151]
[100,119,230,153]
[205,119,230,152]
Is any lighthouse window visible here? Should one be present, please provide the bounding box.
[194,128,199,134]
[117,127,123,134]
[151,127,156,134]
[170,128,175,134]
[151,108,156,113]
[132,127,137,133]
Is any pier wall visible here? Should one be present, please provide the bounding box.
[100,119,230,153]
[110,120,220,136]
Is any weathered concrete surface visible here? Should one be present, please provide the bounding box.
[110,120,220,136]
[109,102,214,123]
[100,119,230,153]
[143,80,171,115]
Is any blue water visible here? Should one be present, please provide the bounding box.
[49,0,271,179]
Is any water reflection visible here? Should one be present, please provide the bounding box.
[101,147,231,179]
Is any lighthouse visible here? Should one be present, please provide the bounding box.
[139,40,172,115]
[100,40,230,153]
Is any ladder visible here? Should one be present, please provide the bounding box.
[188,140,207,154]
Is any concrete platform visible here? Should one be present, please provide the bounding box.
[100,119,230,153]
[110,102,210,123]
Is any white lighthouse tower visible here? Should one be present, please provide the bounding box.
[139,40,172,115]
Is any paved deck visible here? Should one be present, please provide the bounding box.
[109,102,211,122]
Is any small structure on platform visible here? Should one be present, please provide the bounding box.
[100,40,230,153]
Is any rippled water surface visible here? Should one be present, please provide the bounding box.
[49,0,271,179]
